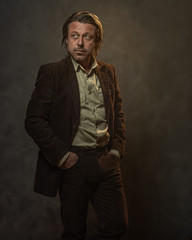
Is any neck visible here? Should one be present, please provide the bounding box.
[79,57,93,73]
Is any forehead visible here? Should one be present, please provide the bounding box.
[68,21,96,34]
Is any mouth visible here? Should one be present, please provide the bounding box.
[74,49,86,53]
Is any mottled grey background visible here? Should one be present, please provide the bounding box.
[0,0,192,239]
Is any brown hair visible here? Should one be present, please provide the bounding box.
[62,11,103,57]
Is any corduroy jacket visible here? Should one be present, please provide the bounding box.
[25,56,126,197]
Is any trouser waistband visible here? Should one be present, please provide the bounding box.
[70,145,108,153]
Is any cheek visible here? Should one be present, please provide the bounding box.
[88,42,96,50]
[66,40,74,50]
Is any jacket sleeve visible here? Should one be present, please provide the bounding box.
[110,65,126,158]
[25,65,69,167]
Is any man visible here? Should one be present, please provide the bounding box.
[25,11,128,240]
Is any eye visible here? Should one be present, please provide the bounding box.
[84,34,93,40]
[71,33,79,39]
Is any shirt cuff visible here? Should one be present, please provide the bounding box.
[109,149,120,159]
[57,152,70,167]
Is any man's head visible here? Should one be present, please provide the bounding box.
[62,11,103,62]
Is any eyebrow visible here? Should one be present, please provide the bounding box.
[70,31,93,35]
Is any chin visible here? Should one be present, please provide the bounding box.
[74,58,83,63]
[75,56,87,62]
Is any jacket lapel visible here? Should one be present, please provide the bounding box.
[97,63,110,122]
[65,57,80,116]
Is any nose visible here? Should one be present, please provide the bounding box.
[77,36,84,47]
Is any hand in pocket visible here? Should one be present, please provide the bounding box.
[60,152,78,170]
[98,153,119,172]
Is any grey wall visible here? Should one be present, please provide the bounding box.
[0,0,192,239]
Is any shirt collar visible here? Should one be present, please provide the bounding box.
[71,57,97,74]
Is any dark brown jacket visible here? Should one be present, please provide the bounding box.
[25,56,126,197]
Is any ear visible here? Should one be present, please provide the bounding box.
[65,38,68,45]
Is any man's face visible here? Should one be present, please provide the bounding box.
[66,21,96,65]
